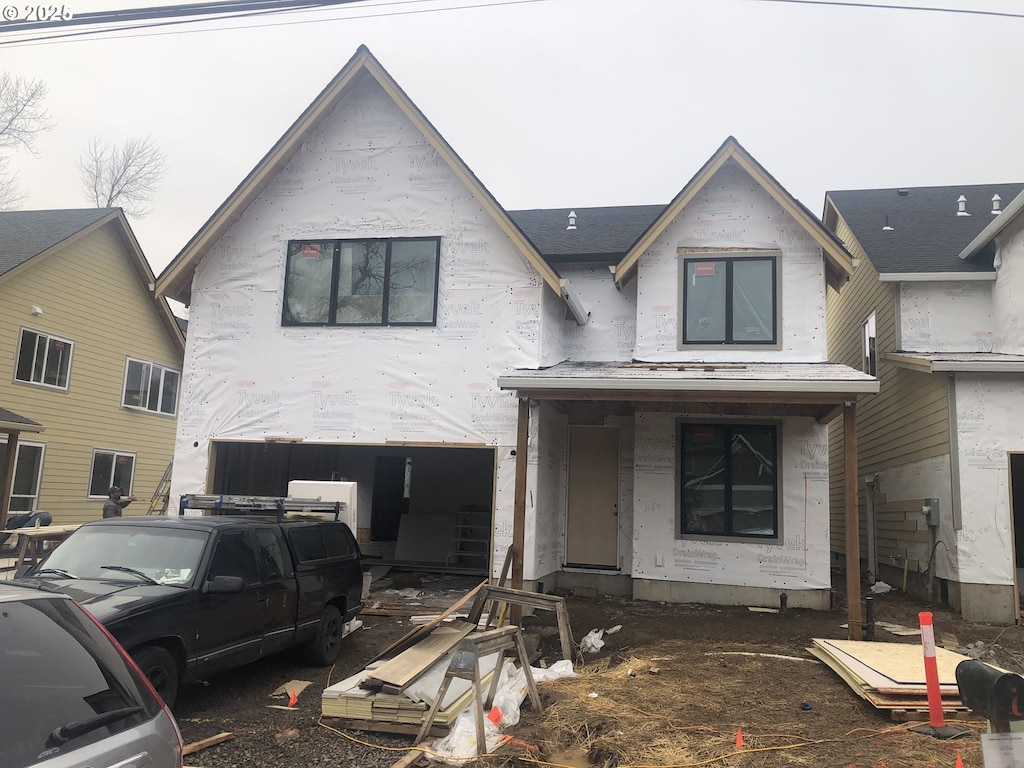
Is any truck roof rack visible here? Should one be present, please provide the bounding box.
[179,494,346,522]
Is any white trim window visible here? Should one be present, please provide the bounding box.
[0,438,45,511]
[15,328,74,390]
[88,450,135,498]
[123,358,180,415]
[862,312,877,376]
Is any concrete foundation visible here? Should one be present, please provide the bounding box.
[947,580,1018,626]
[632,578,830,610]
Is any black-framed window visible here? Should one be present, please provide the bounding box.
[15,328,73,389]
[282,238,441,326]
[679,423,777,538]
[123,358,179,415]
[680,256,777,344]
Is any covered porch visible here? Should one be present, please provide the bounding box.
[498,361,878,641]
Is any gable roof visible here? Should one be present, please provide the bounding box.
[0,208,185,356]
[614,137,854,290]
[959,187,1024,262]
[156,45,563,306]
[825,183,1024,276]
[0,208,114,276]
[508,205,666,265]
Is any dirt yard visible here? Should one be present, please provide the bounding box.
[175,577,1024,768]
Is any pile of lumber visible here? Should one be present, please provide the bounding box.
[322,581,575,735]
[809,638,973,714]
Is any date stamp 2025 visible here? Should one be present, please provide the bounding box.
[2,4,73,21]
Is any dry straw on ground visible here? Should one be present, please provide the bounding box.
[499,639,982,768]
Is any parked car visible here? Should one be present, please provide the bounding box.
[17,514,364,708]
[0,581,183,768]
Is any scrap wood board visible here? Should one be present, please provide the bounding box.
[366,620,476,692]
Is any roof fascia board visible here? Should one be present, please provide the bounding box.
[878,272,996,282]
[158,48,563,303]
[0,421,43,434]
[614,141,853,290]
[497,375,879,395]
[558,278,589,326]
[360,56,563,296]
[886,353,1024,373]
[156,56,371,304]
[959,188,1024,260]
[107,213,186,356]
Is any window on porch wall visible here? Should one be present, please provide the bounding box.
[0,439,45,512]
[679,423,778,538]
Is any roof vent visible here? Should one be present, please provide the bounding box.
[897,189,910,197]
[566,210,577,231]
[957,195,971,216]
[882,215,894,232]
[992,194,1002,215]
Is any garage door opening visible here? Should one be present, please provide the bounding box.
[208,441,495,575]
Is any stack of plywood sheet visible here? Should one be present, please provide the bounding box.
[809,638,973,714]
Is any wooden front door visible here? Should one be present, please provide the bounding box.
[566,425,619,568]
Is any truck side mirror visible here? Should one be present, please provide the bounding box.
[205,575,245,594]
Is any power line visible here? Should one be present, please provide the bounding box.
[0,0,548,46]
[751,0,1024,20]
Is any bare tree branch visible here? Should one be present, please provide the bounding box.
[0,156,27,210]
[0,72,52,206]
[78,136,167,217]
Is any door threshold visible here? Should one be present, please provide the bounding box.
[563,563,620,573]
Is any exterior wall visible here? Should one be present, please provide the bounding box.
[172,75,555,579]
[899,282,994,352]
[634,160,827,363]
[0,224,180,524]
[992,213,1024,353]
[558,265,637,362]
[631,411,831,607]
[825,216,950,564]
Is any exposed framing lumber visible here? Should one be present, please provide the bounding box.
[182,732,233,755]
[844,402,862,640]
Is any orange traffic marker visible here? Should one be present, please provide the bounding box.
[735,728,744,747]
[288,689,298,707]
[955,751,963,768]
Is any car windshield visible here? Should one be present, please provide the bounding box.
[0,596,160,768]
[38,526,208,586]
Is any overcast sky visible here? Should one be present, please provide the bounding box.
[3,0,1024,277]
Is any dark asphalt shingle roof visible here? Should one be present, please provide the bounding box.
[509,205,666,264]
[0,406,42,429]
[827,184,1024,274]
[0,209,117,276]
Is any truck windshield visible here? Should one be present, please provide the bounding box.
[39,527,208,586]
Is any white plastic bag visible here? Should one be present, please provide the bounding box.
[579,628,605,653]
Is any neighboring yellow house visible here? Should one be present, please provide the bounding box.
[0,209,184,526]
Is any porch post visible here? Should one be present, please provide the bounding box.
[1,429,20,531]
[512,397,530,601]
[844,402,862,640]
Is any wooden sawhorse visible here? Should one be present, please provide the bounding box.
[415,625,543,755]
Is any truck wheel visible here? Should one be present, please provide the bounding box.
[307,605,344,666]
[133,645,179,709]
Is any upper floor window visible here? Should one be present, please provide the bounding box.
[679,254,778,346]
[679,422,778,539]
[282,238,441,326]
[122,358,179,415]
[15,328,73,390]
[862,312,877,376]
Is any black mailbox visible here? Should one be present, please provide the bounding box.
[956,659,1024,721]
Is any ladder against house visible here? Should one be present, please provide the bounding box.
[147,462,173,515]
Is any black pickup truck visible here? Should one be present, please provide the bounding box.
[18,514,363,707]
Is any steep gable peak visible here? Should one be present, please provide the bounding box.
[614,136,852,290]
[156,45,561,305]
